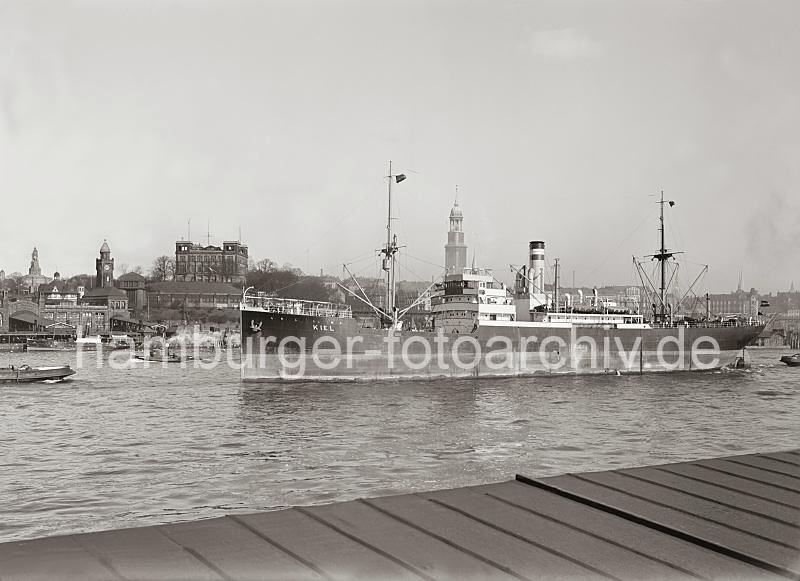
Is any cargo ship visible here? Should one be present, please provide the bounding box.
[240,166,763,381]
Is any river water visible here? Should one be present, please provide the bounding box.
[1,348,797,543]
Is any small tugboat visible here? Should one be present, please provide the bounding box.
[0,364,76,383]
[779,354,800,367]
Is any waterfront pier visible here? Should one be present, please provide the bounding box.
[1,449,798,580]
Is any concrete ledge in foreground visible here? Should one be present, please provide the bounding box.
[1,449,798,580]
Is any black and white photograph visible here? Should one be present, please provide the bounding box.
[1,0,798,578]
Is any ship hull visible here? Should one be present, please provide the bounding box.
[240,309,763,382]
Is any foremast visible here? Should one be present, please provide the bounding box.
[380,161,406,329]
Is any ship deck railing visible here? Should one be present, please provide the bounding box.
[243,296,353,318]
[649,319,763,329]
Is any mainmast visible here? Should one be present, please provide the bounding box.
[654,190,676,322]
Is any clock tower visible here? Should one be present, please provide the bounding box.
[96,240,114,288]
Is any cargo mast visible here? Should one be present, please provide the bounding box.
[654,191,676,322]
[381,161,406,329]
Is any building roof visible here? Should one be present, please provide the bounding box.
[39,281,80,295]
[9,310,53,325]
[82,286,127,298]
[146,281,241,295]
[117,272,146,282]
[100,240,111,253]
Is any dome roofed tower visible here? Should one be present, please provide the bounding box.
[449,198,463,231]
[444,189,468,274]
[96,239,115,288]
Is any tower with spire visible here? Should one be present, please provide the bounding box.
[96,240,114,288]
[444,192,468,274]
[29,247,42,276]
[20,247,50,292]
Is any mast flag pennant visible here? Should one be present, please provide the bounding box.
[395,174,406,183]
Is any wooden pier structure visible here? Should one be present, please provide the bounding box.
[1,449,798,580]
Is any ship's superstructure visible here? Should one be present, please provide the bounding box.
[431,270,516,334]
[240,173,763,381]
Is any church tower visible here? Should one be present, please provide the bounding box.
[444,196,468,274]
[96,240,114,288]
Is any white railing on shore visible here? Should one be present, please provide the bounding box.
[242,296,353,319]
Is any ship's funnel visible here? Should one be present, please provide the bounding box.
[528,241,545,294]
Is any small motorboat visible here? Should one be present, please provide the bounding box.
[132,348,192,363]
[106,335,133,350]
[26,338,74,352]
[779,354,800,367]
[75,336,102,350]
[0,364,76,383]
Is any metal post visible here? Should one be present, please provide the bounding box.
[386,161,393,323]
[553,258,560,313]
[659,191,666,322]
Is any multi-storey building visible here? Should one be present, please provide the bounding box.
[146,281,242,310]
[174,240,248,285]
[39,243,129,334]
[115,272,147,312]
[707,287,759,318]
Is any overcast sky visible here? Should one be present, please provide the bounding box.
[1,0,798,293]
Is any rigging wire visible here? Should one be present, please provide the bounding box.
[303,176,390,254]
[343,251,379,268]
[404,252,444,270]
[583,206,654,281]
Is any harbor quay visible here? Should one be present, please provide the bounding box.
[1,449,797,580]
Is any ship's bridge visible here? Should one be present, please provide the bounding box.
[431,269,516,333]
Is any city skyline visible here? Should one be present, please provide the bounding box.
[2,0,799,293]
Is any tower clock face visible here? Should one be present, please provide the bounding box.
[104,265,110,271]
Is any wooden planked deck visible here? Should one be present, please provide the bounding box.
[1,450,798,580]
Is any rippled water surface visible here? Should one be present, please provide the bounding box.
[1,348,798,542]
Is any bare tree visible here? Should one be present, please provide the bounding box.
[132,265,144,275]
[150,256,175,281]
[255,258,278,272]
[68,273,95,288]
